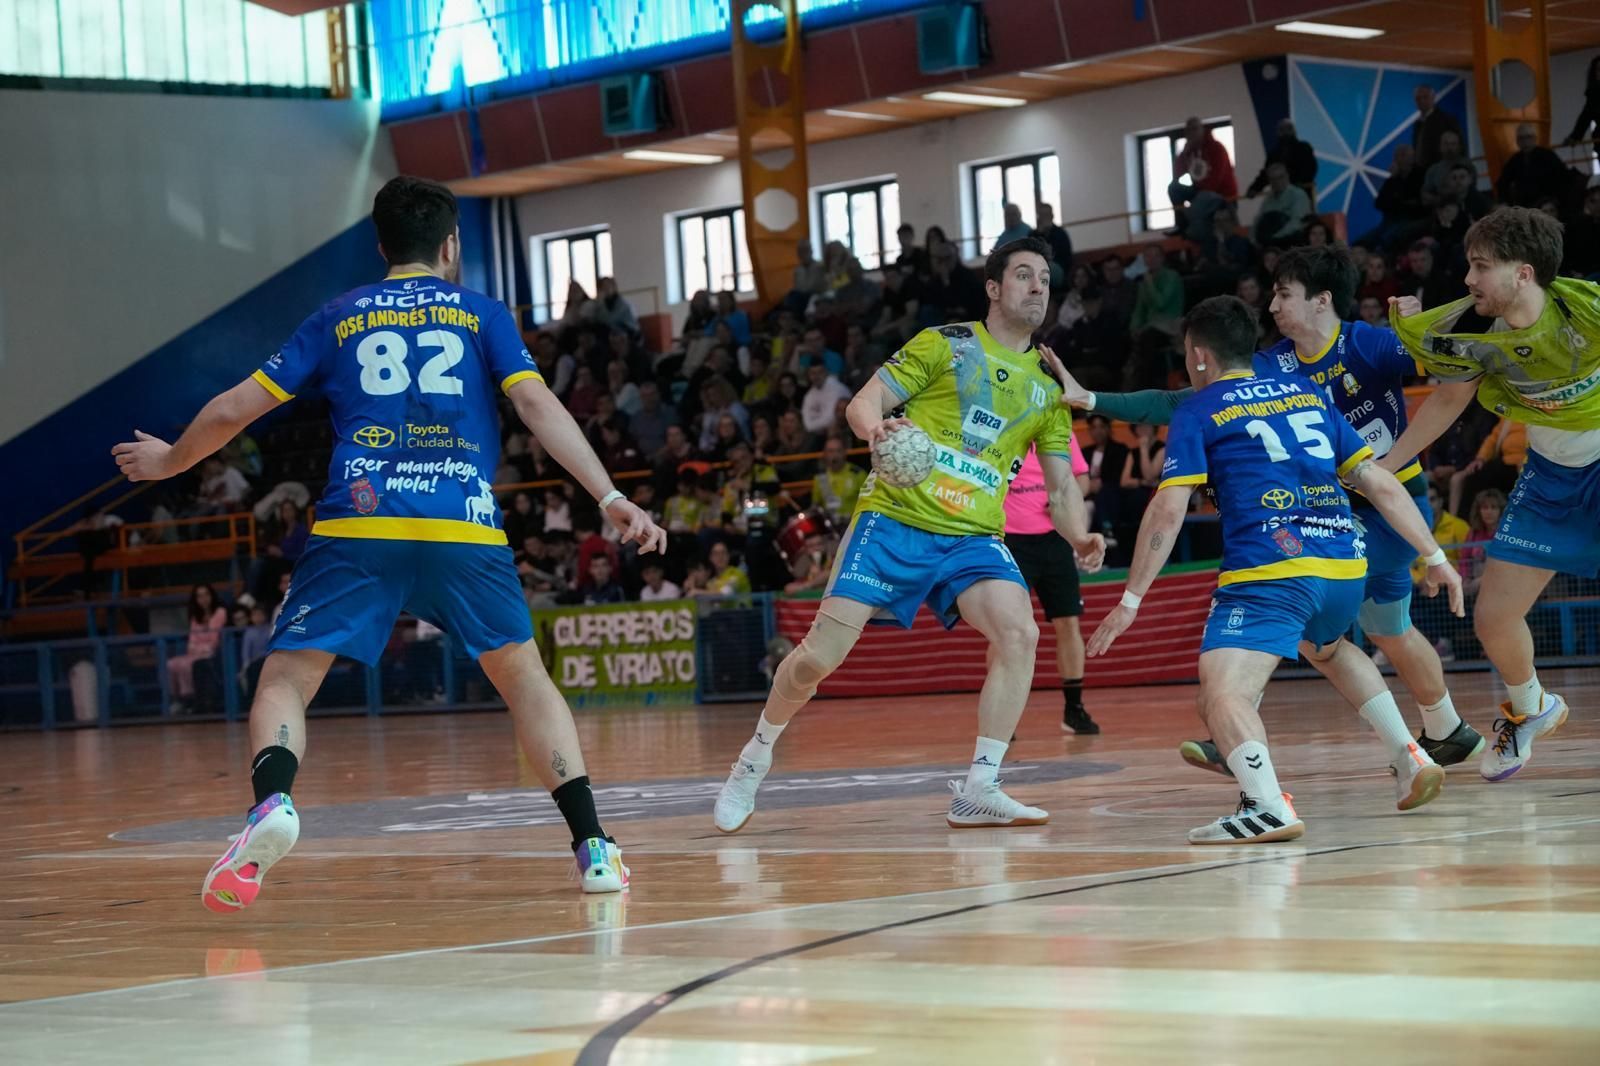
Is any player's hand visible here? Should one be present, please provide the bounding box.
[1387,295,1422,318]
[863,417,915,446]
[111,431,179,482]
[1039,346,1093,409]
[1071,533,1106,573]
[1087,604,1136,657]
[1423,561,1465,617]
[605,498,667,554]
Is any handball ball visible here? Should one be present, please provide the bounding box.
[871,425,937,488]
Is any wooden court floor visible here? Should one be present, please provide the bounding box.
[0,668,1596,1065]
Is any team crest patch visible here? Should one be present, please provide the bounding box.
[1514,345,1533,358]
[1277,351,1298,373]
[350,478,380,515]
[995,367,1009,382]
[1272,527,1304,557]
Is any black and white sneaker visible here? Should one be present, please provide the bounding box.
[1178,738,1233,776]
[1416,720,1486,767]
[1062,706,1100,735]
[1188,791,1304,845]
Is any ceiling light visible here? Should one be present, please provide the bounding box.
[825,108,899,122]
[1274,20,1385,39]
[922,90,1027,108]
[622,149,724,165]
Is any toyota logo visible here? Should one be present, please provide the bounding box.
[353,425,395,449]
[1260,488,1296,510]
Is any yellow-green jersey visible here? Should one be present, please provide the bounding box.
[859,322,1076,536]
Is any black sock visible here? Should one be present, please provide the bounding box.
[251,746,299,807]
[1063,679,1084,711]
[552,776,605,850]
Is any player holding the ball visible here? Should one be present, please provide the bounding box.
[713,237,1105,832]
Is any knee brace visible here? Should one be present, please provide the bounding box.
[773,608,865,704]
[1358,593,1414,639]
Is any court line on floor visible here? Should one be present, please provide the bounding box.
[4,812,1596,1016]
[571,812,1600,1065]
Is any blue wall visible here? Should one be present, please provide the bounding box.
[1,196,496,572]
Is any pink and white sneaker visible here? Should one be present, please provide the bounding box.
[575,837,629,894]
[202,793,299,914]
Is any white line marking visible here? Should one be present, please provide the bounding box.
[4,813,1596,1012]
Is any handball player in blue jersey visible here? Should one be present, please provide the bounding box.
[1083,296,1463,844]
[1050,246,1485,804]
[113,177,666,910]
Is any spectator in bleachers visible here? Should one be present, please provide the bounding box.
[248,500,308,604]
[1441,162,1494,221]
[195,457,251,516]
[706,412,746,462]
[994,202,1031,249]
[922,224,950,265]
[638,560,682,602]
[595,417,645,474]
[166,583,226,715]
[1400,239,1466,307]
[1458,488,1507,593]
[695,376,749,453]
[841,323,881,386]
[1130,244,1184,385]
[742,351,776,410]
[1417,482,1470,568]
[564,365,602,421]
[1247,117,1318,203]
[1370,143,1428,251]
[1563,182,1600,278]
[681,289,716,343]
[1421,129,1468,207]
[1358,251,1402,303]
[1252,162,1312,245]
[873,262,924,347]
[709,290,753,347]
[581,554,627,605]
[894,222,930,277]
[1450,416,1524,517]
[809,435,866,526]
[1081,414,1128,534]
[1195,203,1257,280]
[542,485,573,534]
[1358,295,1387,326]
[800,360,852,436]
[1096,255,1137,327]
[533,332,574,395]
[221,431,262,480]
[1498,123,1569,207]
[586,277,639,336]
[772,371,802,416]
[774,408,816,463]
[1412,84,1463,171]
[705,540,752,597]
[1055,264,1095,332]
[606,359,641,416]
[1058,287,1128,392]
[783,529,838,595]
[607,324,649,380]
[1118,422,1166,516]
[1562,56,1600,150]
[1167,116,1238,240]
[1305,219,1331,247]
[785,242,825,317]
[750,413,777,457]
[503,492,538,554]
[72,505,123,598]
[237,604,272,703]
[793,325,844,377]
[663,469,705,547]
[653,424,699,495]
[681,557,714,597]
[1032,202,1073,289]
[923,241,986,321]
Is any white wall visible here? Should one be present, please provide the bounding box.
[0,90,395,445]
[515,62,1266,325]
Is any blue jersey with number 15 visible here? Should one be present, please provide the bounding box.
[1159,371,1375,588]
[253,273,542,546]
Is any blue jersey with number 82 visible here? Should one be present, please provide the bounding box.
[1159,372,1374,587]
[253,273,541,546]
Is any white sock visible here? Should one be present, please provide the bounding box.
[1358,691,1415,759]
[739,713,787,766]
[1417,693,1462,740]
[1225,741,1286,812]
[1505,674,1544,718]
[964,736,1008,792]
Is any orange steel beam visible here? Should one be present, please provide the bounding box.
[730,0,810,307]
[1471,0,1551,181]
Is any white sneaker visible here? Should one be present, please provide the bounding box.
[946,779,1048,828]
[201,793,299,913]
[574,837,629,894]
[1391,742,1445,811]
[1189,791,1303,845]
[713,757,770,833]
[1481,692,1569,782]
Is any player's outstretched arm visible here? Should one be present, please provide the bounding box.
[1039,346,1188,424]
[1086,484,1190,657]
[508,378,667,554]
[1378,378,1478,473]
[111,377,283,482]
[1040,452,1104,571]
[1346,459,1464,616]
[845,376,913,445]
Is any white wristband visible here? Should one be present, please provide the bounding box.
[1084,392,1097,411]
[598,489,625,510]
[1423,548,1447,567]
[1120,590,1142,610]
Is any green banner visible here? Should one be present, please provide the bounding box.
[532,599,697,707]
